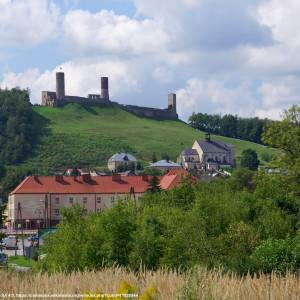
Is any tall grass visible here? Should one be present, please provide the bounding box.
[1,267,299,299]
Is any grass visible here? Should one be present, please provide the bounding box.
[8,255,36,268]
[0,267,299,299]
[20,103,278,173]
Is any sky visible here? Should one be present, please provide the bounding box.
[0,0,300,121]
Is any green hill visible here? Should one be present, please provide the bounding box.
[21,103,277,173]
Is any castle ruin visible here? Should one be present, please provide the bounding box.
[42,72,178,120]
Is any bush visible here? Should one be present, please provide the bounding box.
[251,237,300,274]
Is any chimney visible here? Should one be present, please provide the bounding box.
[56,72,65,101]
[101,77,109,100]
[81,173,91,183]
[142,174,149,182]
[112,173,121,182]
[55,174,64,182]
[205,132,211,142]
[168,93,176,112]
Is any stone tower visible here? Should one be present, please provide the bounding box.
[168,93,177,113]
[56,72,65,101]
[101,77,109,100]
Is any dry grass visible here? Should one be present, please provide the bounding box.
[0,267,299,300]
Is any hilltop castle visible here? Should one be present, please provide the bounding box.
[42,72,178,120]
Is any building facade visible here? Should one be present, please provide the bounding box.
[178,133,235,171]
[107,152,138,172]
[7,170,187,229]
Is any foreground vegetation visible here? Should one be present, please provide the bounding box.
[36,105,300,276]
[0,268,299,299]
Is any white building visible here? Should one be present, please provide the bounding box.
[178,133,235,171]
[107,152,137,172]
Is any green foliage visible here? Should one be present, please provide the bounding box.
[263,105,300,196]
[229,168,255,191]
[251,237,300,274]
[0,164,6,180]
[240,149,260,170]
[147,176,161,193]
[189,112,268,144]
[0,88,38,165]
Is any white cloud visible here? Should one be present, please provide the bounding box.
[63,9,170,56]
[176,78,257,121]
[0,0,60,48]
[152,66,173,83]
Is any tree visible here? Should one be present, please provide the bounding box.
[251,237,300,274]
[152,153,157,163]
[161,153,170,162]
[263,105,300,196]
[240,149,260,170]
[147,176,161,193]
[229,168,255,191]
[0,164,6,180]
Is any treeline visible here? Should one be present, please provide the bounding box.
[0,88,37,165]
[189,113,270,144]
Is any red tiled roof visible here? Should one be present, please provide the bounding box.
[10,169,193,195]
[160,168,193,190]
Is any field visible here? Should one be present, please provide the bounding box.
[21,103,278,173]
[0,267,299,299]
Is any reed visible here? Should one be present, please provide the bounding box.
[0,267,299,300]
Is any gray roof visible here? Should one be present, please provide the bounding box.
[150,160,181,168]
[196,140,232,153]
[108,152,137,162]
[182,149,198,155]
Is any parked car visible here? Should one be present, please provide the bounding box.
[27,234,39,242]
[0,253,8,265]
[3,235,18,250]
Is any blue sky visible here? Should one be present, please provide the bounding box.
[0,0,299,120]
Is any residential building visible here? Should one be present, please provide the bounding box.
[107,152,137,172]
[178,133,235,171]
[7,170,187,229]
[150,160,182,172]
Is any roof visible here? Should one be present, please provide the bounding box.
[10,169,194,196]
[108,152,137,162]
[160,168,194,190]
[181,149,198,155]
[11,176,151,195]
[150,160,181,168]
[195,140,232,153]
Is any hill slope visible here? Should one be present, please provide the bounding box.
[22,104,277,173]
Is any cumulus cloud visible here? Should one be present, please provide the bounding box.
[133,0,273,50]
[63,9,170,56]
[0,0,60,48]
[176,78,257,121]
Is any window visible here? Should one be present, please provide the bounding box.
[83,197,87,204]
[83,208,88,216]
[111,196,115,204]
[97,197,101,204]
[54,209,60,216]
[69,197,74,204]
[55,197,59,204]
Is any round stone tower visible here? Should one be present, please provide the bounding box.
[101,77,109,100]
[56,72,65,101]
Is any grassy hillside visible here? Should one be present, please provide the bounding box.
[21,103,277,173]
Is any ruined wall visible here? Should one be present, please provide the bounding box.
[117,104,178,120]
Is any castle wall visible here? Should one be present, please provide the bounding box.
[118,104,178,120]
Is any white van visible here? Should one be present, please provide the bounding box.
[3,235,18,250]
